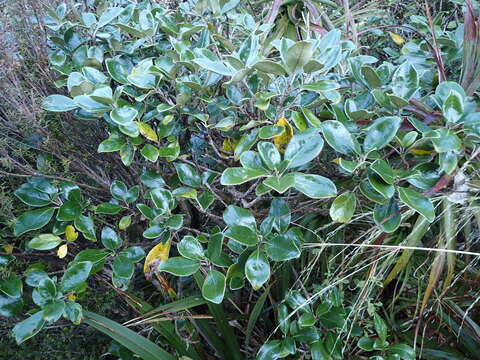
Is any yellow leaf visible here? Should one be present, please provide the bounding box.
[389,32,405,46]
[144,239,171,279]
[408,148,434,155]
[137,122,158,142]
[67,293,77,301]
[331,158,341,165]
[3,244,14,254]
[65,225,78,242]
[274,117,293,153]
[222,138,237,153]
[57,244,68,259]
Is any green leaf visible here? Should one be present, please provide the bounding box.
[60,261,93,292]
[14,207,55,236]
[374,313,388,342]
[258,142,281,170]
[363,116,402,153]
[140,144,159,162]
[13,311,46,344]
[84,310,176,360]
[398,187,435,223]
[368,173,395,199]
[0,275,23,317]
[110,106,138,125]
[105,58,129,84]
[301,108,322,128]
[371,159,395,184]
[442,91,464,123]
[223,205,256,229]
[27,234,62,250]
[262,174,296,194]
[202,270,226,304]
[389,344,415,360]
[43,95,78,112]
[391,62,418,100]
[321,120,361,155]
[220,167,268,185]
[157,257,200,276]
[285,129,324,168]
[57,200,82,221]
[245,249,270,290]
[302,80,340,92]
[430,128,462,153]
[253,60,287,75]
[330,192,356,223]
[95,203,123,215]
[14,184,52,207]
[234,129,259,160]
[101,226,122,250]
[43,300,65,322]
[177,236,205,260]
[258,125,285,140]
[64,300,82,324]
[74,215,97,241]
[294,173,337,199]
[374,199,401,233]
[266,232,301,261]
[97,7,123,28]
[193,58,235,76]
[150,188,174,214]
[110,181,139,203]
[224,225,258,246]
[98,134,125,153]
[174,163,202,187]
[285,41,313,74]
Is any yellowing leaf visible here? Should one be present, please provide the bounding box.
[144,239,171,279]
[274,117,293,153]
[137,121,158,142]
[222,138,237,153]
[332,158,341,165]
[65,225,78,242]
[389,32,405,46]
[67,293,77,301]
[57,244,68,259]
[3,244,14,254]
[408,148,434,155]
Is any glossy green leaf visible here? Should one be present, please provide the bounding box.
[27,234,62,250]
[13,311,46,344]
[371,159,395,184]
[202,270,226,304]
[14,184,51,207]
[285,129,324,169]
[330,192,356,223]
[101,226,122,250]
[398,187,435,222]
[177,236,205,260]
[364,116,402,153]
[43,95,78,112]
[224,225,258,246]
[110,106,138,125]
[373,199,401,233]
[321,120,361,155]
[266,231,301,261]
[14,207,55,237]
[294,173,337,199]
[220,167,268,185]
[223,205,256,229]
[285,41,313,74]
[60,261,93,292]
[174,163,202,187]
[245,250,270,290]
[157,257,200,276]
[74,215,96,241]
[262,173,296,194]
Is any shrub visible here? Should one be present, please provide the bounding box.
[1,0,480,359]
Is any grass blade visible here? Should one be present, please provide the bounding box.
[83,310,176,360]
